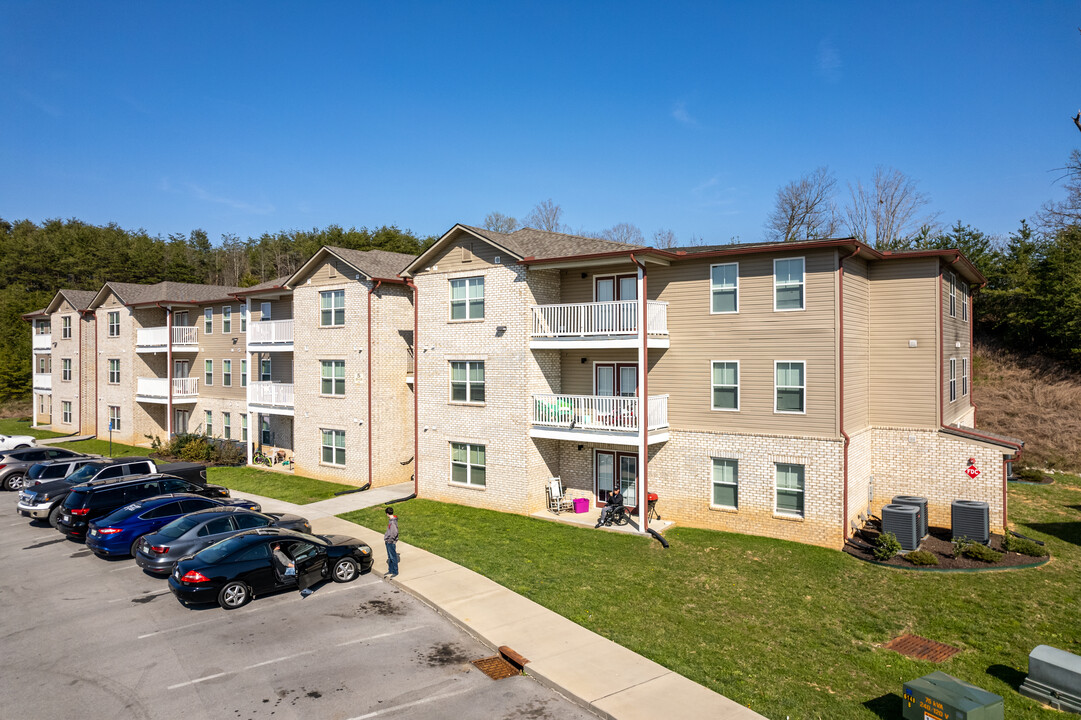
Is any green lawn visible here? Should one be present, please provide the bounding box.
[0,418,69,440]
[342,476,1081,719]
[60,438,148,457]
[206,466,355,505]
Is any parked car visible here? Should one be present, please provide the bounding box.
[168,528,374,609]
[86,494,260,558]
[18,458,213,527]
[24,455,100,486]
[135,508,311,575]
[56,472,230,541]
[0,447,86,491]
[0,433,36,452]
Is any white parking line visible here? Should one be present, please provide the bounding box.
[346,685,473,719]
[5,520,31,527]
[243,650,315,670]
[336,625,426,647]
[166,672,227,690]
[109,564,139,573]
[167,650,318,689]
[138,616,221,639]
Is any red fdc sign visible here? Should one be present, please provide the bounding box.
[965,465,981,479]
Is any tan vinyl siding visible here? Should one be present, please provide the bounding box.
[559,350,646,395]
[559,264,640,304]
[842,255,870,432]
[941,264,973,425]
[251,297,292,321]
[868,258,938,428]
[422,234,500,273]
[649,250,838,437]
[295,256,360,287]
[193,303,246,401]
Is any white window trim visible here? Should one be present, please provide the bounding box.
[205,359,214,387]
[709,262,739,315]
[449,360,485,405]
[709,457,739,510]
[204,307,213,334]
[107,310,121,337]
[62,401,72,424]
[62,358,72,382]
[260,301,272,321]
[774,462,806,518]
[774,360,807,415]
[773,257,806,312]
[109,406,121,431]
[448,276,485,322]
[222,306,232,334]
[260,358,272,382]
[710,360,740,412]
[62,315,72,339]
[241,413,248,442]
[962,357,969,397]
[319,289,346,327]
[205,410,213,437]
[320,359,346,397]
[949,357,957,403]
[320,428,346,466]
[947,271,957,318]
[222,359,232,387]
[240,305,247,332]
[241,359,248,387]
[108,358,120,385]
[961,282,969,322]
[223,412,231,440]
[449,441,486,488]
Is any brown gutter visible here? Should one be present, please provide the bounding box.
[368,280,383,488]
[629,252,649,534]
[521,247,676,265]
[405,278,419,497]
[838,245,861,541]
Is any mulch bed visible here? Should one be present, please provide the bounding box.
[845,526,1048,570]
[1008,474,1055,485]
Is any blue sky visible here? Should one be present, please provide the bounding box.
[2,2,1078,246]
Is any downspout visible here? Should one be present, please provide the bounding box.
[405,278,419,498]
[245,297,253,466]
[91,311,98,436]
[77,310,82,432]
[30,321,38,429]
[159,303,173,438]
[630,253,648,534]
[368,279,383,489]
[838,246,861,542]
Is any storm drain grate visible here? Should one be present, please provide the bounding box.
[884,634,961,662]
[471,655,520,680]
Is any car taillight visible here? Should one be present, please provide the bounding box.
[70,508,90,516]
[151,545,170,554]
[98,527,123,535]
[0,464,6,470]
[181,570,209,583]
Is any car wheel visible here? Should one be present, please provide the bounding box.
[332,558,358,583]
[131,534,150,558]
[218,581,250,610]
[15,444,30,449]
[48,504,62,528]
[3,473,25,491]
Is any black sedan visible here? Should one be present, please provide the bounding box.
[168,528,374,609]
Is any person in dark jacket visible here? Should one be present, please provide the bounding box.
[384,507,399,577]
[595,487,624,527]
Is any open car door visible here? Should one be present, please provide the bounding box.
[292,542,327,592]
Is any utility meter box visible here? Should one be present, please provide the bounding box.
[903,671,1004,720]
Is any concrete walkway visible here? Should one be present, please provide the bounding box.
[232,483,765,720]
[37,434,95,445]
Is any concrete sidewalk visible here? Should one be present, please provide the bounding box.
[234,483,764,720]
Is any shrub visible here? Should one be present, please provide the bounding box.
[952,535,970,556]
[1001,533,1047,557]
[151,432,244,466]
[904,550,939,566]
[1015,467,1045,482]
[960,543,1003,563]
[874,532,902,561]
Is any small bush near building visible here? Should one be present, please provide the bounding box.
[904,550,939,566]
[148,433,244,466]
[960,542,1004,563]
[1015,467,1046,482]
[1001,533,1047,557]
[874,532,902,561]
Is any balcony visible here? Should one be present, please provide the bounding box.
[136,326,199,353]
[33,373,52,392]
[247,319,293,351]
[529,300,669,349]
[248,381,294,416]
[136,377,198,404]
[529,393,669,446]
[33,334,52,353]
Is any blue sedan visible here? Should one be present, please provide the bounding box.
[86,493,260,558]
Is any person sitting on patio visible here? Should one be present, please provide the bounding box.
[595,487,624,528]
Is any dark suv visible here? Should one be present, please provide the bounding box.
[57,474,230,541]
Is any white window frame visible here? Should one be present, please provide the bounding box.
[709,262,739,314]
[62,401,72,424]
[108,358,120,384]
[320,290,345,327]
[240,305,247,332]
[775,462,805,517]
[37,356,48,374]
[260,301,271,321]
[222,359,232,387]
[222,306,232,334]
[241,359,248,387]
[205,359,213,387]
[449,360,485,404]
[450,442,486,487]
[205,410,213,437]
[204,307,213,334]
[109,405,121,432]
[241,413,248,442]
[947,271,957,318]
[962,357,969,397]
[321,360,346,396]
[261,417,271,445]
[773,257,806,312]
[774,360,806,415]
[321,428,346,466]
[961,282,968,322]
[949,358,957,402]
[449,277,485,321]
[710,360,740,412]
[260,358,272,382]
[223,412,231,440]
[62,315,72,339]
[107,311,120,337]
[710,457,739,510]
[62,358,72,382]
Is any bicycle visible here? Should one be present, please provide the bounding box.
[252,451,273,467]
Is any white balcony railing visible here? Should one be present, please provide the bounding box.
[33,334,52,352]
[247,319,293,346]
[137,376,199,399]
[530,300,669,337]
[249,381,294,408]
[172,377,198,397]
[136,325,198,349]
[172,326,198,345]
[33,373,52,391]
[532,393,669,433]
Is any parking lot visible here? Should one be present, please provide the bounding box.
[0,506,594,720]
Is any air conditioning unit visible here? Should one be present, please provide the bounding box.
[882,504,921,551]
[892,495,928,538]
[951,500,990,544]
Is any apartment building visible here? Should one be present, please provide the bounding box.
[402,224,1021,549]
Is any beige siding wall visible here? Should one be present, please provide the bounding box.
[842,256,870,433]
[559,264,640,304]
[194,302,247,403]
[251,296,293,322]
[868,258,938,428]
[424,235,501,273]
[941,267,974,426]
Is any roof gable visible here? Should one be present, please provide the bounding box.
[287,246,415,286]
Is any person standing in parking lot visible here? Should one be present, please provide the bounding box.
[384,507,399,578]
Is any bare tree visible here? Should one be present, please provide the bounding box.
[483,212,519,234]
[652,228,678,248]
[765,166,840,242]
[525,199,565,232]
[845,166,936,249]
[601,222,644,245]
[1037,148,1081,229]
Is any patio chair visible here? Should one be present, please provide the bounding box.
[546,477,575,514]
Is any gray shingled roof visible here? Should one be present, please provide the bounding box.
[459,225,645,260]
[326,246,416,280]
[942,425,1025,449]
[674,237,857,254]
[232,275,290,295]
[59,289,96,310]
[102,280,244,306]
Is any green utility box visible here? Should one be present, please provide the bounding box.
[903,671,1004,720]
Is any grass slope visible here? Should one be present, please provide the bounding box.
[0,418,68,440]
[207,467,354,505]
[342,476,1081,719]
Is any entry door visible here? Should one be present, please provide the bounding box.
[595,451,638,508]
[594,364,638,396]
[175,409,189,435]
[174,311,189,326]
[174,360,189,378]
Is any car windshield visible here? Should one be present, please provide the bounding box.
[195,534,253,564]
[66,462,106,484]
[158,514,204,540]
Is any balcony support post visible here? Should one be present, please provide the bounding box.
[166,305,173,438]
[245,297,254,466]
[632,255,649,534]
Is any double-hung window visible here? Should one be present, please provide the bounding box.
[710,263,738,313]
[261,417,271,445]
[240,305,247,332]
[948,272,957,318]
[223,412,232,440]
[222,306,232,333]
[711,458,738,509]
[62,401,72,424]
[62,358,72,381]
[775,361,806,413]
[321,360,345,396]
[711,361,739,411]
[321,429,345,465]
[38,356,48,374]
[222,360,232,387]
[241,414,248,442]
[774,258,805,311]
[260,358,272,382]
[107,311,120,337]
[260,302,272,321]
[961,282,968,322]
[62,316,72,339]
[241,359,248,387]
[775,463,805,516]
[449,277,484,320]
[204,308,213,334]
[450,361,484,403]
[205,410,213,437]
[949,358,957,402]
[109,406,121,431]
[451,442,486,487]
[320,290,345,326]
[962,358,969,397]
[108,359,120,384]
[205,359,214,386]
